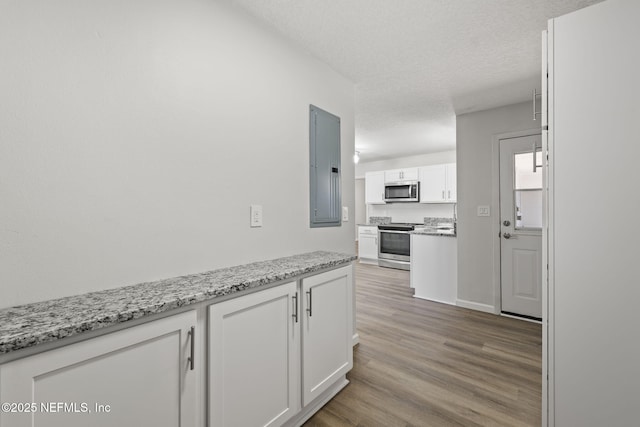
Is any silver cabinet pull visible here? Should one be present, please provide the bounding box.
[292,292,298,323]
[532,141,543,172]
[533,89,542,120]
[188,326,195,371]
[442,190,445,199]
[306,289,313,317]
[448,190,451,199]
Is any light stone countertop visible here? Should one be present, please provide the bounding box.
[411,229,457,237]
[0,251,356,355]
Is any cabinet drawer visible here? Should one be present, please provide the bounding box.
[358,226,378,235]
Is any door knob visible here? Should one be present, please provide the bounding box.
[503,233,512,239]
[503,220,511,226]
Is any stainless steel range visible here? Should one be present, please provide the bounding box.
[377,223,423,270]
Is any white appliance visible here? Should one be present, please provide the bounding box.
[544,0,640,425]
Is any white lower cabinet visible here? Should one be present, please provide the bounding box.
[0,311,198,427]
[0,265,353,427]
[209,265,353,426]
[301,266,353,406]
[208,282,299,427]
[410,234,457,305]
[357,226,378,263]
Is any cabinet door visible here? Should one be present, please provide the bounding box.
[365,171,386,204]
[358,231,378,260]
[301,266,353,406]
[385,168,418,182]
[384,169,402,183]
[209,282,299,427]
[445,163,457,202]
[400,168,419,181]
[0,311,197,427]
[419,165,447,203]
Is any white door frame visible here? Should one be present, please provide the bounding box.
[491,128,542,314]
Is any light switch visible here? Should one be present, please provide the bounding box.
[477,205,490,217]
[250,205,262,227]
[342,207,349,221]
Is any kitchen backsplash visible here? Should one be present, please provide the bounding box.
[368,216,392,225]
[368,203,454,224]
[423,217,455,226]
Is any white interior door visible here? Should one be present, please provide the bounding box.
[500,134,542,319]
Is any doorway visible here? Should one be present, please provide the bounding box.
[498,133,542,320]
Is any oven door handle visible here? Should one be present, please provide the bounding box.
[379,230,411,234]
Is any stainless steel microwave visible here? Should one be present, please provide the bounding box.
[384,181,419,202]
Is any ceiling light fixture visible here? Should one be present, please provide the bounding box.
[353,151,360,164]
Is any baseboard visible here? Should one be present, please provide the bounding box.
[500,312,542,324]
[352,333,360,346]
[413,295,456,306]
[456,299,496,314]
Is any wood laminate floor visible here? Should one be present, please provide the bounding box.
[304,262,542,427]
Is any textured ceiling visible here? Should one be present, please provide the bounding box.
[228,0,602,161]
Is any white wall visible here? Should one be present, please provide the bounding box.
[550,1,639,424]
[355,150,456,178]
[354,178,366,235]
[456,101,537,309]
[0,0,355,309]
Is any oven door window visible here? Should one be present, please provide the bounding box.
[385,185,410,199]
[379,232,410,256]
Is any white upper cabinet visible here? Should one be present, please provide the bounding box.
[384,168,419,183]
[419,163,456,203]
[445,163,457,202]
[365,171,386,204]
[366,163,456,205]
[419,165,447,202]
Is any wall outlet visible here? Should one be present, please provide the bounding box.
[342,206,349,221]
[477,205,490,217]
[250,205,263,227]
